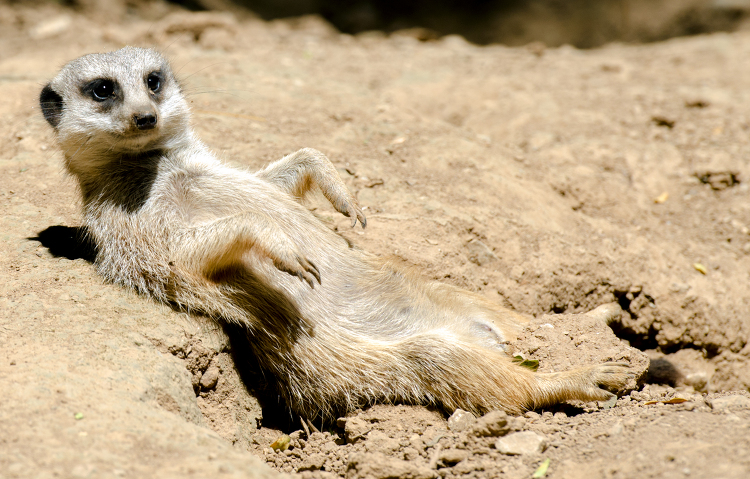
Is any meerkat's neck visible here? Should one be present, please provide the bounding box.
[70,128,196,213]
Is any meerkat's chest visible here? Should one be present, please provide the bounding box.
[164,167,308,228]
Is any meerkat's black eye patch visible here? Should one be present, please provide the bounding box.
[83,79,118,102]
[146,71,162,94]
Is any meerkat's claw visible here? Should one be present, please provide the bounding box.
[273,253,322,288]
[351,211,367,229]
[341,199,366,229]
[301,271,316,288]
[306,259,321,284]
[295,256,321,288]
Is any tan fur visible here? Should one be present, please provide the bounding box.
[40,47,632,419]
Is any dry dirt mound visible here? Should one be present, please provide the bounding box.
[2,3,750,479]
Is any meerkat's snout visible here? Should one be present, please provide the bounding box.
[134,111,157,130]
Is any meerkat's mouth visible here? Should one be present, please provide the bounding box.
[113,128,164,152]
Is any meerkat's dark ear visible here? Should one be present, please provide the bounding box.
[40,84,63,128]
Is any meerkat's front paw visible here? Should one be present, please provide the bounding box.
[270,249,321,288]
[332,194,367,229]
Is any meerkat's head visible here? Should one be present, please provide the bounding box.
[40,47,190,174]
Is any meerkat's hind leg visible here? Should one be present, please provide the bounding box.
[256,147,366,228]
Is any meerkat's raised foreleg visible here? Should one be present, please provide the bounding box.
[174,211,321,286]
[257,148,366,228]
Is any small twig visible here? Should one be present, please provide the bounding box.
[307,418,320,434]
[300,416,311,438]
[425,434,444,447]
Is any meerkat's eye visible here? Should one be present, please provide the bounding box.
[90,79,115,101]
[147,72,162,93]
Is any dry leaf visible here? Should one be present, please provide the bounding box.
[533,458,551,478]
[513,355,539,371]
[654,192,669,204]
[644,397,689,405]
[270,434,291,451]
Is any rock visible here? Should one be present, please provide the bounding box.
[199,365,220,389]
[439,449,469,465]
[153,11,237,40]
[708,395,750,411]
[342,417,372,443]
[684,372,709,392]
[297,453,325,472]
[495,431,547,455]
[347,452,437,479]
[471,410,510,437]
[447,408,476,432]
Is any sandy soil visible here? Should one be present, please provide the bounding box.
[2,2,750,478]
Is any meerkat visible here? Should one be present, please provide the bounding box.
[39,47,632,420]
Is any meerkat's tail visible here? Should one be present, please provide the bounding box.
[272,332,633,419]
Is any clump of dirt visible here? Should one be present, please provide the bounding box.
[250,389,750,478]
[165,335,262,449]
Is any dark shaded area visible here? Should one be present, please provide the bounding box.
[241,0,509,44]
[29,225,98,262]
[611,289,722,359]
[644,357,682,386]
[611,289,660,351]
[536,402,588,417]
[224,321,302,432]
[167,0,750,48]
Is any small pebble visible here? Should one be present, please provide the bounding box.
[496,431,547,455]
[447,408,476,432]
[200,365,220,389]
[471,410,510,437]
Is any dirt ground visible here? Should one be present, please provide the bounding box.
[2,1,750,478]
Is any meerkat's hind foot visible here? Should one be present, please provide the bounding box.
[581,362,634,400]
[535,362,635,407]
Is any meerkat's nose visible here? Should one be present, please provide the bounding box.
[134,112,157,130]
